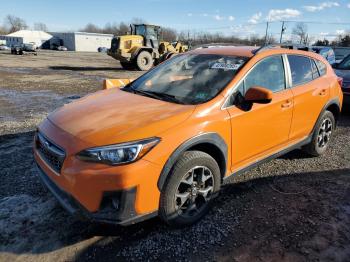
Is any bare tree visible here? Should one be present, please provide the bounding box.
[292,22,308,44]
[118,22,129,35]
[78,18,279,46]
[81,23,101,33]
[81,22,130,36]
[0,25,8,35]
[160,27,177,41]
[314,39,330,46]
[34,22,48,31]
[4,15,28,33]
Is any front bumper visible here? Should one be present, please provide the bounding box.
[35,163,156,225]
[33,120,162,225]
[107,49,132,62]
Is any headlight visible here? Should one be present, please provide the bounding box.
[77,137,160,165]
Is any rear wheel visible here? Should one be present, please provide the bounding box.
[159,151,221,227]
[120,61,135,70]
[303,110,335,156]
[136,51,153,71]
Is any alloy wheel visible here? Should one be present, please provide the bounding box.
[174,166,214,218]
[317,118,333,148]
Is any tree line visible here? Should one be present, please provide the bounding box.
[0,15,48,34]
[1,14,349,47]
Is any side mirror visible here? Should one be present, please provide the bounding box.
[244,86,273,104]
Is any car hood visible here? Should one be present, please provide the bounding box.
[48,88,195,146]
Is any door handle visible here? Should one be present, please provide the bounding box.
[281,100,292,108]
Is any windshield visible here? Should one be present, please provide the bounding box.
[338,55,350,70]
[135,25,146,36]
[124,54,248,105]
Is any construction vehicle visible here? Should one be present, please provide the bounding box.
[107,24,189,71]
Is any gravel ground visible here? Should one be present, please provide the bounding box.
[0,50,349,261]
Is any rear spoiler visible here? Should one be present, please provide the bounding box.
[103,78,134,89]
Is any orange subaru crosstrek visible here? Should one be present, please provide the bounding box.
[34,46,343,227]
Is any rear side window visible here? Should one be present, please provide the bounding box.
[288,55,313,86]
[244,55,285,93]
[315,59,327,76]
[311,59,320,79]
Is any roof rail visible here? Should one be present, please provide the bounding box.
[253,44,313,54]
[280,44,312,51]
[252,44,281,54]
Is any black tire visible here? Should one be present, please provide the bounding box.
[159,52,176,64]
[120,61,135,70]
[165,52,176,60]
[303,110,335,156]
[159,151,221,227]
[136,51,153,71]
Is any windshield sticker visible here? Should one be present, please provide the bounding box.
[195,92,207,99]
[210,62,241,70]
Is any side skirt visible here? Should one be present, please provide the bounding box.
[223,135,312,181]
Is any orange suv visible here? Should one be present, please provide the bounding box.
[34,46,343,227]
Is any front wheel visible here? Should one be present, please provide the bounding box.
[303,110,335,156]
[136,51,153,71]
[159,151,221,227]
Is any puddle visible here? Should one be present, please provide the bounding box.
[0,67,36,74]
[0,66,106,81]
[0,88,81,125]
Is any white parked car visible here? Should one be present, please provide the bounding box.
[0,45,10,50]
[23,43,37,52]
[57,46,68,51]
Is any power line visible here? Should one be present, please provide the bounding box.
[281,20,350,25]
[190,20,350,30]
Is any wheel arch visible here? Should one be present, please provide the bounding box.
[311,98,340,136]
[325,101,340,125]
[157,133,228,191]
[311,98,340,135]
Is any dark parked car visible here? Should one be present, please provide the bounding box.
[333,54,350,104]
[312,46,336,65]
[333,47,350,63]
[98,47,108,53]
[11,45,23,55]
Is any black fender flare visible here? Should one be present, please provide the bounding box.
[157,133,228,191]
[311,98,341,134]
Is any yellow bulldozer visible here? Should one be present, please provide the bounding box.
[107,24,189,71]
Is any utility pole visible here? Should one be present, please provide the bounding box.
[280,21,286,43]
[264,21,269,45]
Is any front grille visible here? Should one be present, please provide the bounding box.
[35,132,65,173]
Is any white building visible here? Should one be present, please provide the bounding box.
[50,32,113,52]
[0,30,52,48]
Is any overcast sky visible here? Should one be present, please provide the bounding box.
[1,0,350,40]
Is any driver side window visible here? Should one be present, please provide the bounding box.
[244,55,286,93]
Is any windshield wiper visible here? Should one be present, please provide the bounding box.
[123,85,185,104]
[122,84,158,98]
[140,90,186,104]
